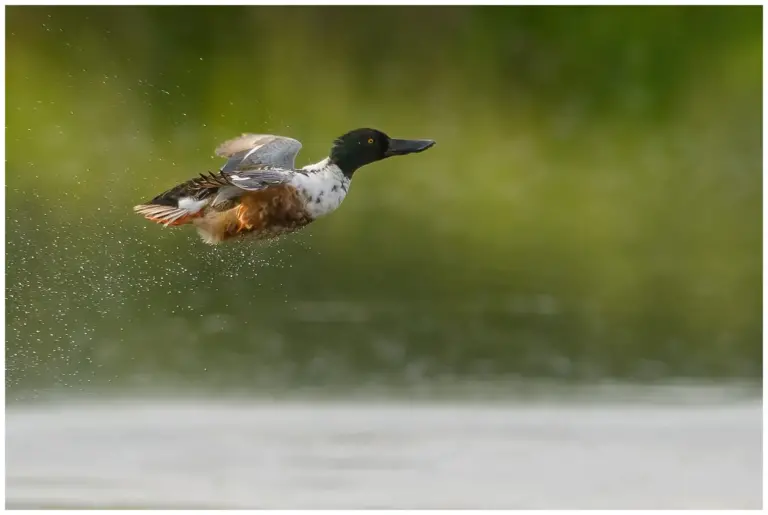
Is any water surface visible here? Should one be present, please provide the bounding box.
[6,393,761,509]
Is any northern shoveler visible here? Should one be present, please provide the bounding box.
[134,128,435,244]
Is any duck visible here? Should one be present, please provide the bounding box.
[134,128,435,244]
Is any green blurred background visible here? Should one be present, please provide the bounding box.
[5,6,762,398]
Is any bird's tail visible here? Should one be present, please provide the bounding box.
[133,203,203,226]
[133,172,230,227]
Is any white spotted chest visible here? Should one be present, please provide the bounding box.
[293,159,350,218]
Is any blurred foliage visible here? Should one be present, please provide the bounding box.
[5,6,762,397]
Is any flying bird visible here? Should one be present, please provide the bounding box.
[134,128,435,244]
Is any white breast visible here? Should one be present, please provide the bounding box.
[293,159,350,218]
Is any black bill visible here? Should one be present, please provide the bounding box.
[385,138,436,157]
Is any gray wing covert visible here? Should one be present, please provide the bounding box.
[225,167,297,191]
[209,166,298,207]
[215,133,303,172]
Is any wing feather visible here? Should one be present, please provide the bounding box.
[226,167,297,191]
[216,134,302,171]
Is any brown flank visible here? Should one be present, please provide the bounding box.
[194,185,312,244]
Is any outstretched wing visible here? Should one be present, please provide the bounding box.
[215,134,302,172]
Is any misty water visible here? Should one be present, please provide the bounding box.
[6,386,761,509]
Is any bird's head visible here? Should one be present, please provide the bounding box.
[329,128,435,177]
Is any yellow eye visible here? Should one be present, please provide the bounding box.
[367,138,374,144]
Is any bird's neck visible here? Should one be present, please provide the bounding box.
[302,157,332,172]
[328,148,362,179]
[304,157,349,179]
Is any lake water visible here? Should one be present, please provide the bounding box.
[5,390,762,509]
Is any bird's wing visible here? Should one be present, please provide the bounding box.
[224,167,299,191]
[207,167,301,209]
[215,134,303,172]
